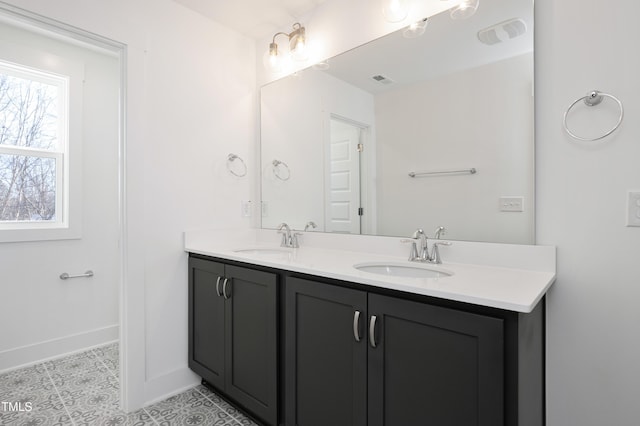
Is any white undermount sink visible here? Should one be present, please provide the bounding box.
[233,247,293,258]
[354,262,453,279]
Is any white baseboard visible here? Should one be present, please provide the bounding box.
[0,324,119,373]
[144,366,200,406]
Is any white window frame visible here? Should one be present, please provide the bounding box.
[0,40,83,242]
[0,61,69,230]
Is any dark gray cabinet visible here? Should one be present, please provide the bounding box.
[189,255,544,426]
[286,276,505,426]
[367,293,504,426]
[188,256,278,426]
[189,257,226,388]
[285,277,368,426]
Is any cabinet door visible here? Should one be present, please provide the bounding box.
[188,257,226,390]
[224,265,278,426]
[368,294,504,426]
[286,277,367,426]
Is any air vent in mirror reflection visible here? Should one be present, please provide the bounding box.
[477,18,527,45]
[371,74,395,85]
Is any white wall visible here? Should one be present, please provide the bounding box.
[536,0,640,425]
[3,0,256,410]
[0,22,120,371]
[261,70,374,231]
[375,54,534,243]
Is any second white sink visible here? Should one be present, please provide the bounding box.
[234,248,292,255]
[233,247,294,260]
[354,262,453,279]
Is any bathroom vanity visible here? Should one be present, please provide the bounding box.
[185,229,555,426]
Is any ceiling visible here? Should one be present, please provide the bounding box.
[172,0,326,39]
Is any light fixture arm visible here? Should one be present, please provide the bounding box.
[271,22,306,52]
[266,22,308,71]
[271,32,289,44]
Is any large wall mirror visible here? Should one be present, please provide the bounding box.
[260,0,533,244]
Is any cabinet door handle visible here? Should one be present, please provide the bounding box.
[215,276,223,297]
[369,315,378,348]
[222,278,231,299]
[353,311,362,342]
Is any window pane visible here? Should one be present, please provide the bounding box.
[0,154,56,222]
[0,71,59,151]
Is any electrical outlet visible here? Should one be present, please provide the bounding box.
[261,201,269,217]
[241,200,252,218]
[499,196,524,212]
[626,191,640,227]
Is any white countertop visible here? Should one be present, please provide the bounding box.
[184,228,556,313]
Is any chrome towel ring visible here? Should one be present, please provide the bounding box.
[563,90,624,142]
[272,159,291,181]
[226,153,247,177]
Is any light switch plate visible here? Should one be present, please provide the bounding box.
[499,196,524,212]
[261,201,268,217]
[626,191,640,227]
[241,200,252,217]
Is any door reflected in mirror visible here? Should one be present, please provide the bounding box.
[260,0,534,244]
[327,118,363,234]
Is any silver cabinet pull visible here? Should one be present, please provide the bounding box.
[215,276,223,297]
[222,278,231,300]
[369,315,378,348]
[353,311,362,342]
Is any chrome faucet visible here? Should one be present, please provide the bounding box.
[403,227,452,264]
[277,222,301,248]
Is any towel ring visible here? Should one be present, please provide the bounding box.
[226,154,247,177]
[563,90,624,142]
[272,159,290,181]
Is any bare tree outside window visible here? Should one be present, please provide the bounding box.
[0,68,61,223]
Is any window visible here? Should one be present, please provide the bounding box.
[0,61,69,230]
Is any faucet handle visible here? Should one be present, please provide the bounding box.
[430,241,452,264]
[291,232,303,248]
[277,223,291,247]
[400,239,419,261]
[277,230,288,247]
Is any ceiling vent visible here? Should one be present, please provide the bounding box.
[477,18,527,45]
[371,74,395,85]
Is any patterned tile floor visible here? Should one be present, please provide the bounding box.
[0,343,258,425]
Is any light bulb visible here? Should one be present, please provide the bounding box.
[291,37,308,62]
[263,43,283,73]
[382,0,409,23]
[450,0,479,20]
[289,25,309,62]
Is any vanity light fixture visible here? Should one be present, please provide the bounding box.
[382,0,409,23]
[264,22,308,72]
[403,18,428,38]
[450,0,479,19]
